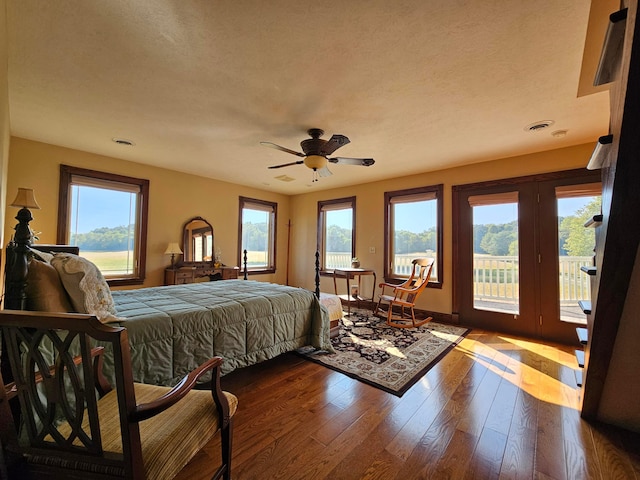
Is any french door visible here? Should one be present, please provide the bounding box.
[453,169,601,344]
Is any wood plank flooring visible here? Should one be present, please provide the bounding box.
[175,330,640,480]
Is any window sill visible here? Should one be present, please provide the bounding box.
[245,268,275,276]
[107,278,145,287]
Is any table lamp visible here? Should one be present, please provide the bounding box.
[164,242,182,269]
[10,188,41,247]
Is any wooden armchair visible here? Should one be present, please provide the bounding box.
[375,258,434,328]
[0,310,236,480]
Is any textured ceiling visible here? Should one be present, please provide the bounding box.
[7,1,611,194]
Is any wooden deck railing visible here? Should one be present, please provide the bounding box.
[326,252,592,307]
[473,254,593,305]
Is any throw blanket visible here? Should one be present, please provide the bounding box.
[103,280,332,385]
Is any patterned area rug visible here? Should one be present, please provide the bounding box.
[300,308,469,396]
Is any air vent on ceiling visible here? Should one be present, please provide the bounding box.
[112,138,135,146]
[274,174,295,182]
[524,120,555,132]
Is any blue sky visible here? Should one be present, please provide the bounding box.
[70,186,137,233]
[329,201,436,231]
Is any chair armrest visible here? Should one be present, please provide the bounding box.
[91,347,113,397]
[132,356,224,422]
[393,285,419,294]
[378,281,404,295]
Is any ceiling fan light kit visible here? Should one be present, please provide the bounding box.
[304,155,327,170]
[262,128,375,182]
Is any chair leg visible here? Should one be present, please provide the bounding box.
[375,298,383,316]
[386,302,393,326]
[387,304,433,328]
[411,307,433,328]
[214,418,233,480]
[224,420,233,480]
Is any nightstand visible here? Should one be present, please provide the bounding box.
[165,266,196,285]
[219,266,239,280]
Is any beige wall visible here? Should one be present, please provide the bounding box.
[1,0,10,247]
[289,143,595,315]
[4,137,291,288]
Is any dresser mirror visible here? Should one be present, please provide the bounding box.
[181,216,214,265]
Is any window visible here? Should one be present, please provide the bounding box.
[57,165,149,286]
[384,185,443,285]
[238,197,277,274]
[317,197,355,271]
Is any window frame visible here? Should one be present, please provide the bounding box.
[317,196,356,274]
[237,196,277,275]
[57,164,150,286]
[383,184,443,288]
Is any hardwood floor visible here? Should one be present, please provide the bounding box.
[176,330,640,480]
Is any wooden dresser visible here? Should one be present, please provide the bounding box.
[165,265,239,285]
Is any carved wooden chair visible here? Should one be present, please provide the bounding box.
[375,258,434,328]
[0,310,236,480]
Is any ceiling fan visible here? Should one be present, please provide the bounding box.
[261,128,375,181]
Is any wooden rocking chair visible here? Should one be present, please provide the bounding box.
[0,310,236,480]
[376,258,434,328]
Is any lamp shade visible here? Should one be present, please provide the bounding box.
[164,242,183,255]
[11,188,40,209]
[304,155,327,170]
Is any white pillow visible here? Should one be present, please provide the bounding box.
[50,253,120,323]
[30,248,55,263]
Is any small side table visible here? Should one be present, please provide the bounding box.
[165,266,196,285]
[333,268,377,315]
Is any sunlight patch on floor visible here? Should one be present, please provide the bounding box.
[498,335,576,368]
[456,336,580,410]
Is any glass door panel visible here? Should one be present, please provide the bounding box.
[472,201,519,314]
[455,170,601,343]
[556,193,601,323]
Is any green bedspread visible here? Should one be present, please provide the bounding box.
[105,280,332,386]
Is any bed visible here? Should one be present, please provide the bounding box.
[108,280,330,384]
[2,234,332,387]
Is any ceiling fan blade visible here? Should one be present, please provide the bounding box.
[268,160,304,169]
[321,134,350,155]
[260,141,305,157]
[328,157,375,166]
[317,166,333,177]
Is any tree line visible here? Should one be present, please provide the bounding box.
[474,197,601,256]
[71,225,135,251]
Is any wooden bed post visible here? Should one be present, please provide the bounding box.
[243,249,248,280]
[315,251,320,299]
[4,208,34,311]
[2,205,35,416]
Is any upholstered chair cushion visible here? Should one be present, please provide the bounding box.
[56,383,238,480]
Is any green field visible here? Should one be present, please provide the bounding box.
[242,250,268,266]
[82,250,267,274]
[82,251,133,274]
